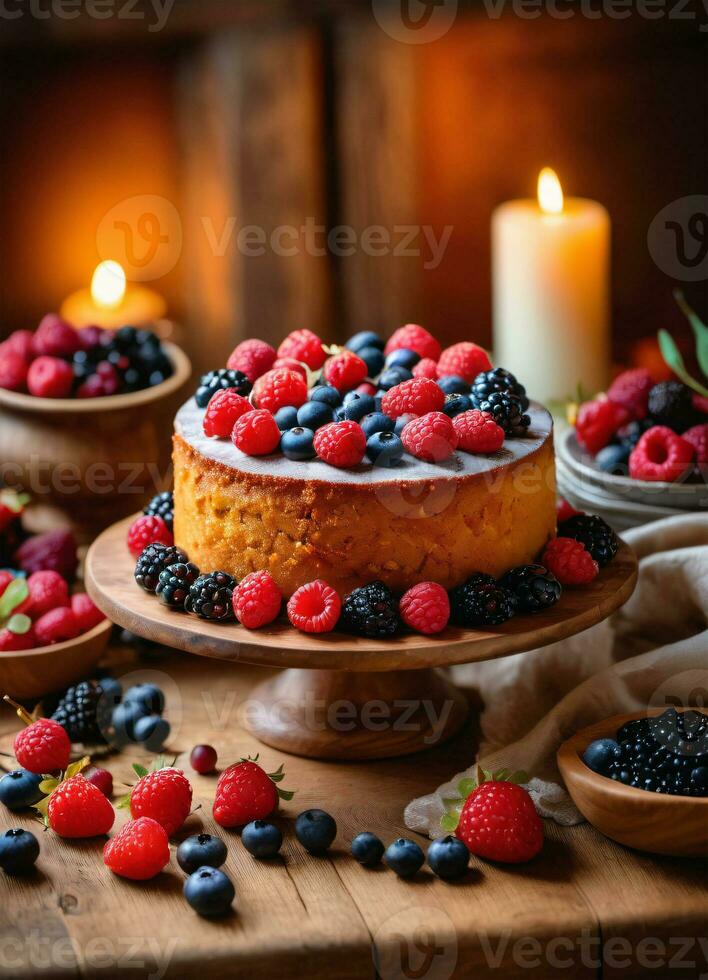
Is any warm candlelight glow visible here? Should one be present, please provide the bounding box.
[537,168,564,215]
[90,260,127,310]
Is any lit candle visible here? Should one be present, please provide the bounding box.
[492,169,610,406]
[60,260,167,329]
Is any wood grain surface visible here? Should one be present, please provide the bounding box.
[0,644,706,979]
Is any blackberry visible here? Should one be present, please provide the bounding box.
[340,581,400,638]
[143,490,174,532]
[559,514,618,567]
[499,564,562,613]
[51,680,108,745]
[647,381,699,433]
[156,562,200,610]
[449,581,516,628]
[185,571,236,621]
[195,369,252,408]
[471,368,529,411]
[472,391,530,436]
[134,543,188,593]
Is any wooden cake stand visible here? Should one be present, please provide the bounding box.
[85,516,638,761]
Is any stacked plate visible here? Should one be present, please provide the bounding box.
[556,427,708,532]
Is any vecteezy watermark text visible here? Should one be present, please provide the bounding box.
[0,0,175,32]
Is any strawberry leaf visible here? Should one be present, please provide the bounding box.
[276,788,294,801]
[457,777,476,798]
[0,579,29,622]
[116,793,132,810]
[675,290,708,379]
[39,778,59,795]
[510,770,530,784]
[65,757,90,779]
[132,763,149,778]
[7,614,31,635]
[440,812,460,834]
[658,329,708,397]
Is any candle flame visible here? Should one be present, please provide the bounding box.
[538,168,564,215]
[91,260,126,310]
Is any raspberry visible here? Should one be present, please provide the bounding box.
[323,352,368,393]
[14,529,78,580]
[629,425,695,482]
[253,367,308,413]
[232,408,281,456]
[287,580,341,633]
[681,424,708,465]
[437,342,492,383]
[104,817,170,880]
[385,324,441,362]
[273,357,308,379]
[0,627,36,651]
[277,329,326,370]
[452,409,505,453]
[130,766,193,837]
[400,582,449,635]
[34,606,79,645]
[412,357,438,380]
[27,356,74,398]
[76,375,108,399]
[14,718,71,773]
[127,515,174,558]
[203,388,253,438]
[227,338,277,382]
[1,330,34,362]
[46,774,115,838]
[456,781,543,863]
[541,537,599,586]
[575,399,629,454]
[233,570,282,629]
[607,368,653,420]
[71,592,105,633]
[556,498,582,524]
[33,314,81,357]
[0,351,29,391]
[313,420,366,467]
[381,377,444,419]
[401,412,458,462]
[26,570,68,618]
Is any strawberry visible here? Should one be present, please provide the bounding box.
[104,817,170,880]
[4,697,71,773]
[213,756,293,828]
[124,761,193,837]
[43,773,115,838]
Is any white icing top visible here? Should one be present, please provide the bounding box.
[175,398,552,486]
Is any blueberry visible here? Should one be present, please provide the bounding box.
[334,406,347,421]
[0,828,39,875]
[378,367,412,391]
[275,406,299,431]
[97,677,122,702]
[177,834,228,874]
[443,393,472,418]
[0,770,43,811]
[111,701,150,744]
[281,427,316,461]
[595,444,630,475]
[385,348,420,371]
[124,683,165,714]
[690,766,708,794]
[360,412,394,438]
[357,346,385,377]
[427,836,469,880]
[394,413,416,436]
[242,820,283,858]
[351,831,384,867]
[366,432,404,467]
[297,401,333,431]
[294,809,337,854]
[343,392,375,422]
[183,866,235,917]
[384,838,425,878]
[346,330,384,353]
[582,738,623,776]
[438,375,469,395]
[133,714,171,752]
[310,385,341,407]
[374,396,384,412]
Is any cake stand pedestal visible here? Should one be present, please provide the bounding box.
[85,516,638,761]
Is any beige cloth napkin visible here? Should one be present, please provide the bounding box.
[405,513,708,834]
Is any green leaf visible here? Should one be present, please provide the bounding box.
[510,770,530,785]
[493,768,510,781]
[132,763,149,778]
[440,812,459,833]
[0,489,30,513]
[658,329,708,397]
[675,290,708,379]
[457,777,477,798]
[0,578,29,621]
[65,757,90,779]
[442,796,463,809]
[7,614,31,635]
[277,788,294,801]
[39,779,59,795]
[116,793,132,810]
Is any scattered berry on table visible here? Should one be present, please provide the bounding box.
[400,582,450,635]
[277,328,327,370]
[437,342,492,382]
[134,715,171,752]
[0,769,43,810]
[647,381,699,432]
[449,580,517,628]
[185,571,236,622]
[442,393,472,418]
[595,443,630,474]
[297,400,334,431]
[184,866,235,917]
[51,680,107,744]
[11,715,71,774]
[385,324,441,362]
[27,356,74,398]
[127,515,173,558]
[575,399,628,455]
[0,350,29,391]
[177,833,228,873]
[607,368,654,420]
[471,367,528,409]
[213,758,292,828]
[130,766,193,837]
[541,538,599,586]
[558,514,619,567]
[14,528,78,580]
[46,774,116,838]
[0,828,39,875]
[323,351,368,393]
[25,569,68,618]
[366,431,404,467]
[351,831,384,867]
[383,838,425,878]
[275,406,299,431]
[34,606,79,645]
[438,374,470,396]
[314,420,366,468]
[253,368,308,414]
[456,781,543,863]
[378,366,412,391]
[84,766,113,798]
[190,744,218,775]
[71,592,106,633]
[629,425,695,483]
[233,570,282,629]
[227,339,277,383]
[340,581,400,638]
[194,368,252,408]
[232,408,282,456]
[412,357,439,380]
[294,809,337,854]
[156,562,201,610]
[499,564,562,613]
[242,820,283,858]
[453,409,505,454]
[287,579,342,633]
[682,423,708,465]
[309,384,341,407]
[104,817,170,880]
[33,314,81,358]
[124,683,166,715]
[135,543,188,593]
[385,347,420,372]
[358,346,385,376]
[203,389,253,438]
[342,391,376,422]
[360,411,394,438]
[473,391,530,437]
[97,676,122,703]
[381,377,444,419]
[427,835,470,881]
[401,412,458,463]
[112,701,150,745]
[582,738,623,776]
[346,331,384,354]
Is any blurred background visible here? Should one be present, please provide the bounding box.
[0,0,706,377]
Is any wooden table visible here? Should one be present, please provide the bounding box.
[1,643,706,980]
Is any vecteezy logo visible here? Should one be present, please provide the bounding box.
[647,195,708,283]
[373,906,458,980]
[372,0,458,44]
[96,195,182,282]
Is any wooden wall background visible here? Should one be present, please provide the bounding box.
[0,5,705,377]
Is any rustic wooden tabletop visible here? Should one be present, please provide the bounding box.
[1,642,706,980]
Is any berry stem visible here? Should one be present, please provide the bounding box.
[3,694,34,726]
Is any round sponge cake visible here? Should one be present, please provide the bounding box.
[173,399,556,597]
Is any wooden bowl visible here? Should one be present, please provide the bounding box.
[0,341,191,541]
[557,710,708,857]
[1,618,112,702]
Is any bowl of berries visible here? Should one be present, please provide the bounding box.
[0,316,191,539]
[557,707,708,857]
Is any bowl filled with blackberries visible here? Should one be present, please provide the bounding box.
[557,707,708,857]
[0,316,191,538]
